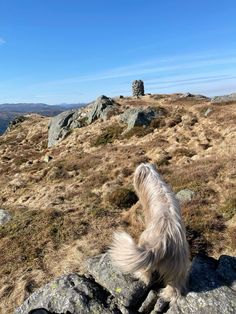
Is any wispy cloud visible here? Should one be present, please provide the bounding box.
[34,51,236,88]
[23,50,236,102]
[147,75,236,91]
[0,37,6,45]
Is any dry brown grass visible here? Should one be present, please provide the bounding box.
[0,95,235,313]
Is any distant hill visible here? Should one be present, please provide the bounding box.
[0,102,86,134]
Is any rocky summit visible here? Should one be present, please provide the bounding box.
[0,93,235,313]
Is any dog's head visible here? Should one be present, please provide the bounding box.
[134,163,157,191]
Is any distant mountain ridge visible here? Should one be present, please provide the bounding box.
[0,102,86,134]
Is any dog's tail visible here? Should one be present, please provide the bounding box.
[109,231,154,274]
[109,231,188,303]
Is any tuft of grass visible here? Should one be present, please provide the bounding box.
[228,227,236,250]
[123,126,154,139]
[90,207,110,217]
[172,147,196,158]
[91,124,124,146]
[106,187,138,209]
[220,197,236,220]
[150,116,166,128]
[46,165,69,180]
[121,167,133,177]
[155,153,172,167]
[166,114,182,127]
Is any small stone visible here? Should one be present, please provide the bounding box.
[204,108,213,117]
[0,209,12,225]
[43,155,53,163]
[176,189,195,203]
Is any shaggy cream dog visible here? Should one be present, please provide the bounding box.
[109,163,190,302]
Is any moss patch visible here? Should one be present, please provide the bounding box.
[91,124,124,146]
[220,197,236,220]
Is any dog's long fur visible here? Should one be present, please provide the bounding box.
[109,163,190,303]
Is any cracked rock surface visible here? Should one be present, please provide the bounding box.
[15,254,236,314]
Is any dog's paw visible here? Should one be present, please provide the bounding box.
[134,270,151,285]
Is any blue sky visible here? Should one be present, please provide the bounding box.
[0,0,236,104]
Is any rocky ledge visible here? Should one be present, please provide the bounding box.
[15,253,236,314]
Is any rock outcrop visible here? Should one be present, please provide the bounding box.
[120,107,163,131]
[211,93,236,103]
[48,96,117,147]
[6,116,27,133]
[166,255,236,314]
[15,253,236,314]
[180,93,209,100]
[48,110,79,147]
[15,274,118,314]
[86,95,117,124]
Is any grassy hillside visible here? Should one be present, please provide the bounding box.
[0,94,235,313]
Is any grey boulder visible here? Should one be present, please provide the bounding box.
[14,274,118,314]
[87,95,117,124]
[204,108,213,117]
[120,107,163,131]
[48,110,77,147]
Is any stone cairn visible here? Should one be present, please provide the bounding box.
[132,80,144,97]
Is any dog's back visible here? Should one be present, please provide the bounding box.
[109,163,190,303]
